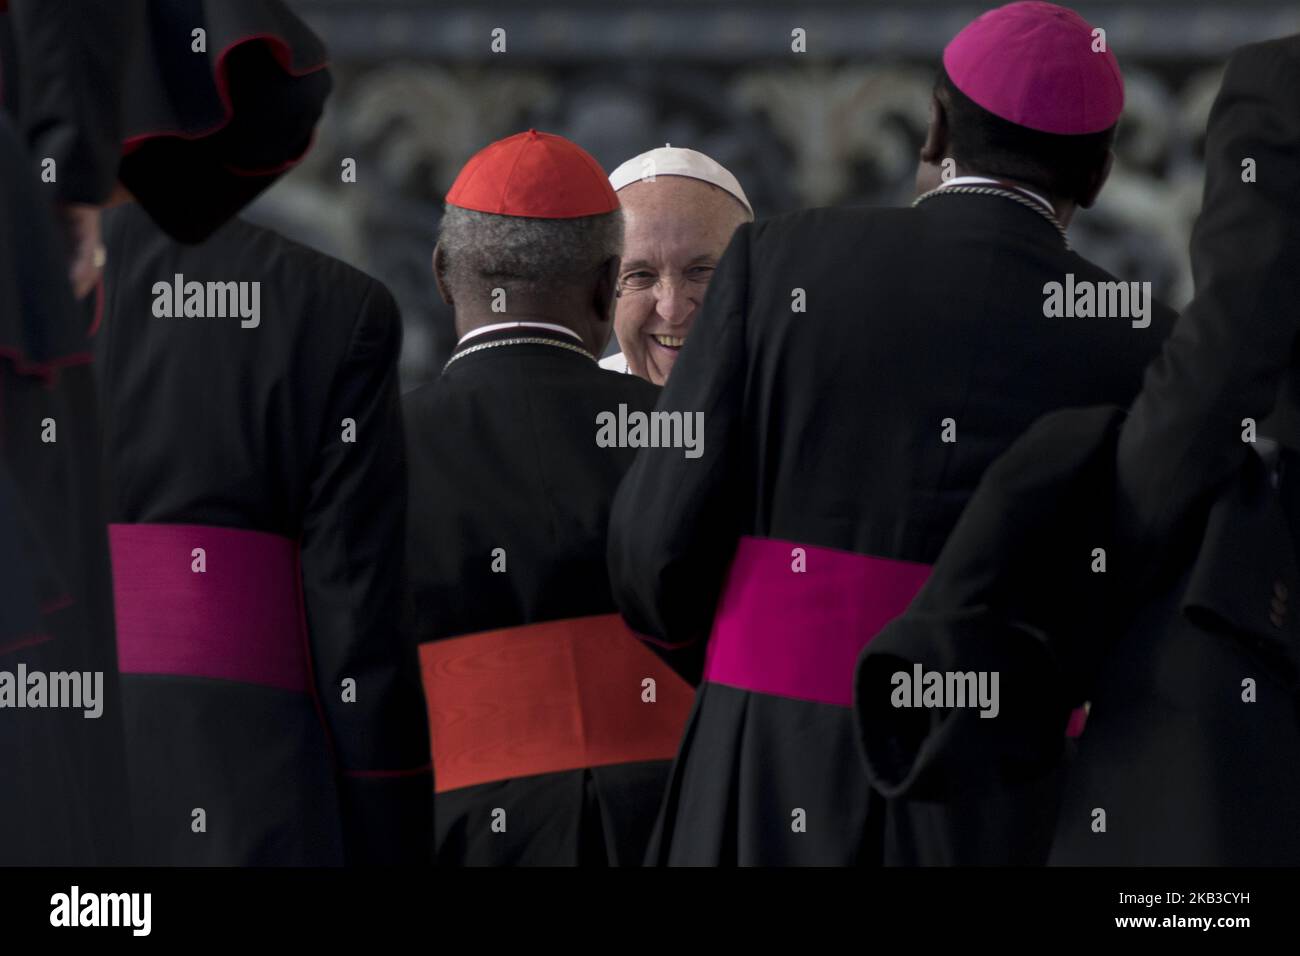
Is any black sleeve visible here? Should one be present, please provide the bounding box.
[9,0,138,204]
[1117,39,1300,560]
[299,281,433,866]
[607,223,752,655]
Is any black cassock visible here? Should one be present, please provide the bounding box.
[0,115,130,865]
[609,195,1177,865]
[96,204,432,865]
[1,0,336,864]
[405,327,694,866]
[857,424,1300,867]
[0,0,131,205]
[0,0,132,865]
[1051,446,1300,864]
[1052,35,1300,866]
[858,36,1300,866]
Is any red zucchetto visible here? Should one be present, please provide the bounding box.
[446,129,619,219]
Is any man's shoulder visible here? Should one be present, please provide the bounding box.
[1215,36,1300,145]
[402,379,455,449]
[572,357,657,408]
[402,360,660,472]
[110,205,394,317]
[227,219,393,308]
[593,352,662,405]
[750,204,909,252]
[604,369,661,410]
[1224,34,1300,80]
[1063,251,1179,339]
[402,380,438,413]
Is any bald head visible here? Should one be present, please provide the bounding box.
[614,176,751,385]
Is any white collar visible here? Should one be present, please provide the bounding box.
[941,176,1054,215]
[598,350,629,373]
[457,321,584,347]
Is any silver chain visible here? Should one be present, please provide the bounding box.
[912,185,1070,250]
[443,335,595,371]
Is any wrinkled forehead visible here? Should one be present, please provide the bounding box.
[617,176,746,267]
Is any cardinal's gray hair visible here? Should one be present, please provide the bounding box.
[437,205,624,301]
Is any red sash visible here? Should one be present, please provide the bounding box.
[420,614,694,793]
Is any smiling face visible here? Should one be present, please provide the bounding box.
[613,176,749,385]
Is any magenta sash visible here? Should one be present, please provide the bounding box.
[109,523,310,693]
[701,535,1090,735]
[703,536,931,707]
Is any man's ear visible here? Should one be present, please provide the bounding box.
[593,255,619,323]
[1077,149,1114,210]
[432,243,453,305]
[587,256,620,355]
[920,93,950,167]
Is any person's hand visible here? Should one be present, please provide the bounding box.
[56,202,105,300]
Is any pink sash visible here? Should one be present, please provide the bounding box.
[109,523,310,693]
[703,536,931,707]
[702,535,1089,735]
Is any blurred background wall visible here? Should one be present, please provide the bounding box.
[247,0,1300,388]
